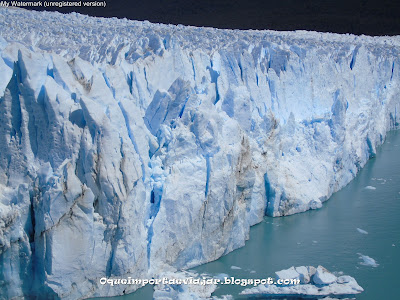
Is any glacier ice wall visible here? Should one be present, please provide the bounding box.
[0,8,399,299]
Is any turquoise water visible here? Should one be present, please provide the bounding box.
[107,130,400,299]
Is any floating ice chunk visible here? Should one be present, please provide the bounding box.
[230,266,241,270]
[307,266,317,277]
[295,266,311,284]
[358,253,379,267]
[250,270,256,274]
[241,266,363,297]
[275,266,300,281]
[364,186,376,190]
[312,266,337,285]
[357,228,368,234]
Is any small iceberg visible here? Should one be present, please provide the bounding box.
[358,253,379,267]
[240,265,363,298]
[230,265,241,270]
[364,186,376,190]
[357,228,368,234]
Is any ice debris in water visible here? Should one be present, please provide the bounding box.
[357,253,379,267]
[241,266,364,297]
[364,186,377,190]
[356,228,368,234]
[153,271,233,300]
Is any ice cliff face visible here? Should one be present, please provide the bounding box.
[0,8,399,300]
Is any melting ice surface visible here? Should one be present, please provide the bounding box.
[0,7,400,300]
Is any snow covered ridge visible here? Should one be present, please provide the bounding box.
[0,7,399,300]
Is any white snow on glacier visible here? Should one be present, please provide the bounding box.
[0,7,399,300]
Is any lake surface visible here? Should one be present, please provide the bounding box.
[108,130,400,299]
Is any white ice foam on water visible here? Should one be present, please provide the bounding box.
[0,7,399,299]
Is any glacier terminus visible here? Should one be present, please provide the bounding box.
[0,7,399,299]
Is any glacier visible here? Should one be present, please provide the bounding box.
[0,7,399,300]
